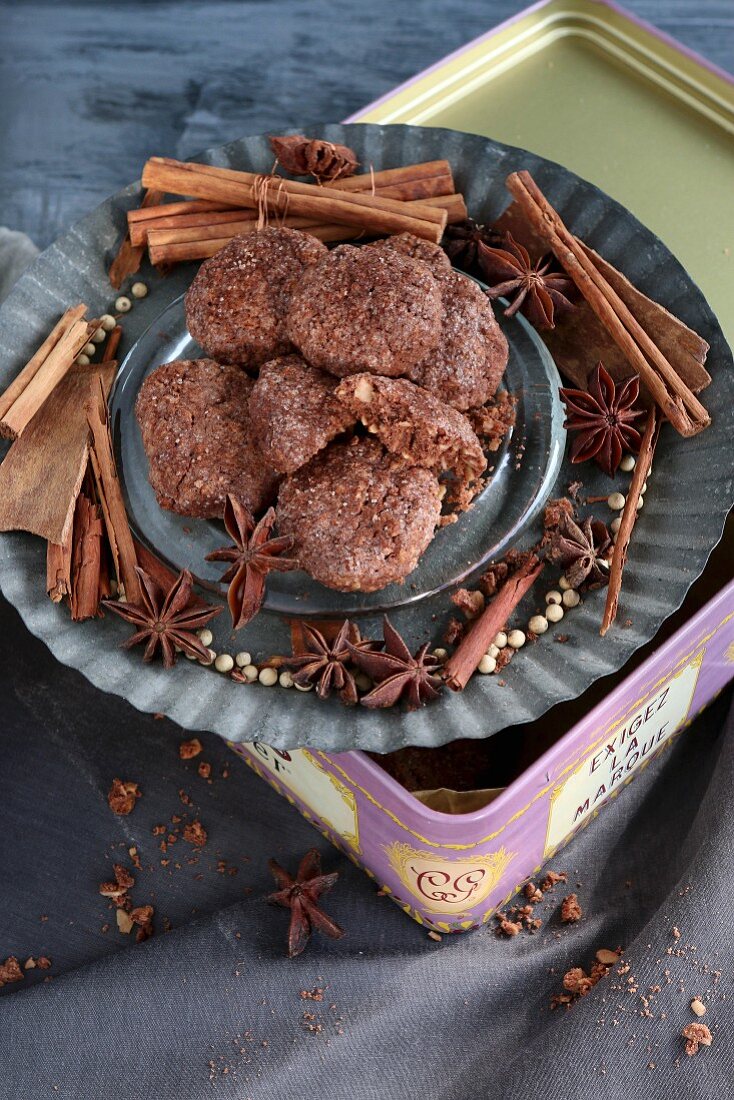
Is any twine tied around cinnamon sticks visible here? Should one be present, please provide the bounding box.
[124,159,466,265]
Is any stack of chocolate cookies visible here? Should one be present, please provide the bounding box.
[135,226,509,593]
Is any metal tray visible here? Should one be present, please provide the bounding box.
[0,122,731,754]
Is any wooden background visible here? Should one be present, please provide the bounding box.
[0,0,731,248]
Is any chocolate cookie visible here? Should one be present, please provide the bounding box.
[408,270,509,411]
[364,232,451,278]
[336,374,486,495]
[135,358,279,519]
[277,437,442,592]
[248,355,355,475]
[286,244,443,378]
[185,228,326,367]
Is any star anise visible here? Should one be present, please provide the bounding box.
[478,232,576,330]
[348,615,442,710]
[547,513,612,590]
[206,495,297,631]
[287,620,364,705]
[441,218,502,273]
[560,362,645,477]
[269,135,359,183]
[267,848,345,958]
[103,567,221,668]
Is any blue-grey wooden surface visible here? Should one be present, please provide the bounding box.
[0,0,732,249]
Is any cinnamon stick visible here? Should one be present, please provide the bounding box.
[109,187,164,288]
[69,490,105,621]
[493,201,710,399]
[129,207,258,247]
[0,314,96,440]
[46,536,73,603]
[505,171,710,438]
[146,194,467,265]
[0,360,117,544]
[601,409,659,635]
[443,556,544,691]
[102,324,123,362]
[323,160,454,198]
[0,304,87,422]
[141,157,447,242]
[86,378,141,605]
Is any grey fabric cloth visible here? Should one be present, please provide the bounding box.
[0,3,733,1097]
[0,615,730,1097]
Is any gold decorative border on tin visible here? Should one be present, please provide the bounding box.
[317,611,733,850]
[384,841,515,915]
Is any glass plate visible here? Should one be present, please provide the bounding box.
[110,279,565,618]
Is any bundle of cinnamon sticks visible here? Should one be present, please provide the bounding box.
[120,158,468,267]
[0,305,99,440]
[0,311,143,621]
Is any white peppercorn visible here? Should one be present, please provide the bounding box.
[507,629,526,649]
[354,671,372,693]
[562,589,581,608]
[546,603,564,623]
[478,654,496,674]
[528,614,549,635]
[214,653,234,674]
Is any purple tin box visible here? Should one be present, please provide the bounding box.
[230,578,734,932]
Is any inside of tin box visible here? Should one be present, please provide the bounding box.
[372,514,733,814]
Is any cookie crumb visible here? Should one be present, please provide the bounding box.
[681,1022,712,1056]
[107,778,141,815]
[561,893,582,923]
[183,820,208,847]
[541,870,567,892]
[179,738,203,759]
